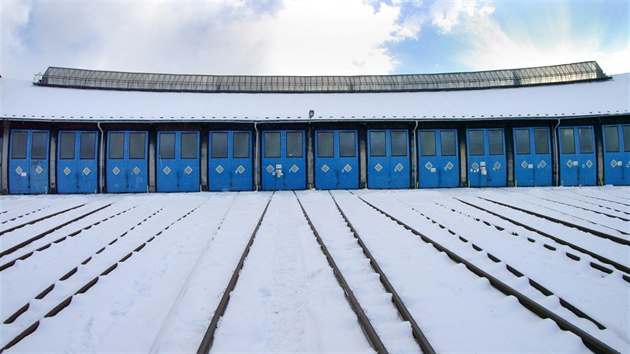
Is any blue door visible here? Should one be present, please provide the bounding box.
[106,131,148,193]
[9,130,49,194]
[315,130,359,189]
[367,130,410,189]
[209,131,253,191]
[513,128,552,187]
[261,130,306,190]
[466,129,506,187]
[558,126,596,186]
[418,129,459,188]
[57,131,98,193]
[157,131,200,192]
[603,124,630,185]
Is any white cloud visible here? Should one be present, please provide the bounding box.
[0,0,421,79]
[430,0,494,34]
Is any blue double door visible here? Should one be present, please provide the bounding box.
[208,131,253,191]
[261,130,306,190]
[513,127,552,187]
[466,128,506,187]
[602,124,630,185]
[106,131,148,193]
[315,130,359,189]
[558,126,596,186]
[57,130,99,193]
[418,129,459,188]
[157,131,200,192]
[9,130,50,194]
[367,129,410,189]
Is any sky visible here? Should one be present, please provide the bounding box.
[1,0,628,80]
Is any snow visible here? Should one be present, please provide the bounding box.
[1,73,629,122]
[0,187,628,353]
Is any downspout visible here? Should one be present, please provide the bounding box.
[552,118,560,186]
[413,120,418,188]
[97,122,105,193]
[254,122,259,191]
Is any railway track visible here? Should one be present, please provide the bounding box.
[197,192,433,354]
[0,201,206,352]
[346,191,619,354]
[386,195,626,345]
[0,204,86,236]
[478,196,630,245]
[525,194,630,222]
[454,197,630,276]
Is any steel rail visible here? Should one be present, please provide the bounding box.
[196,193,274,354]
[531,196,630,222]
[0,204,86,236]
[479,197,630,243]
[326,192,436,354]
[0,204,112,259]
[0,204,199,352]
[353,194,619,354]
[455,198,630,275]
[294,192,388,354]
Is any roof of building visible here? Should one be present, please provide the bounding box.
[35,61,606,93]
[1,62,628,123]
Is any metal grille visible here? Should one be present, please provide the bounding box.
[33,61,607,93]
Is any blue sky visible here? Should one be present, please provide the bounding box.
[1,0,628,80]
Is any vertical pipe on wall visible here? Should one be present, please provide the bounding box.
[49,130,57,194]
[307,123,314,189]
[97,122,105,193]
[1,121,10,194]
[412,121,418,188]
[148,127,156,193]
[552,119,560,186]
[254,122,260,191]
[200,128,208,191]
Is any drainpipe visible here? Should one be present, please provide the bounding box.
[552,118,560,186]
[413,120,419,188]
[254,122,259,191]
[97,122,105,193]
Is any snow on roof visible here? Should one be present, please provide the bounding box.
[2,73,629,123]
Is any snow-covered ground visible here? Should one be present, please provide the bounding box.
[0,187,628,353]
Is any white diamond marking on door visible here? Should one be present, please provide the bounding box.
[394,163,404,172]
[585,160,593,168]
[321,164,330,173]
[112,167,121,175]
[184,166,193,175]
[290,164,299,173]
[15,166,23,175]
[63,167,72,176]
[538,160,547,169]
[343,164,352,173]
[235,165,246,174]
[82,167,91,176]
[215,165,224,174]
[566,160,574,168]
[424,162,433,170]
[610,160,618,168]
[266,165,275,174]
[445,162,454,170]
[521,161,528,169]
[374,163,383,172]
[35,166,44,175]
[163,166,171,175]
[493,161,501,170]
[133,166,141,175]
[471,162,479,170]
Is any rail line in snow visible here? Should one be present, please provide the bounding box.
[297,191,434,354]
[0,202,204,352]
[455,198,630,277]
[392,197,614,333]
[196,194,273,354]
[576,192,630,208]
[478,197,630,245]
[0,203,86,236]
[527,195,630,222]
[0,205,139,272]
[349,192,619,354]
[0,203,112,259]
[1,204,52,224]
